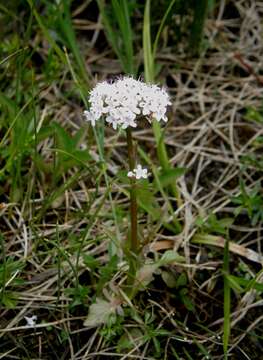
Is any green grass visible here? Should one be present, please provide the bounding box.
[97,0,135,75]
[0,1,262,359]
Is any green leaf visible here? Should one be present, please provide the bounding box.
[33,125,55,143]
[161,270,177,288]
[143,0,154,82]
[152,0,177,59]
[226,274,263,293]
[197,214,234,236]
[181,292,195,312]
[56,0,90,85]
[1,292,18,309]
[83,255,99,271]
[224,274,244,293]
[72,127,86,148]
[176,272,188,288]
[97,0,135,74]
[71,149,91,163]
[136,184,161,220]
[245,107,263,124]
[158,250,185,266]
[97,255,119,292]
[155,168,186,189]
[53,122,74,153]
[117,328,143,352]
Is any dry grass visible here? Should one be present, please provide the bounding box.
[0,1,263,359]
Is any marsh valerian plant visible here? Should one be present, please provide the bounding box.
[84,76,170,291]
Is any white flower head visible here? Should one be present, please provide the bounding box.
[24,315,37,327]
[127,165,148,179]
[84,77,171,129]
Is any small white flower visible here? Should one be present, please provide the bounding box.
[24,315,37,327]
[83,110,98,127]
[127,171,134,178]
[84,77,171,129]
[127,165,148,179]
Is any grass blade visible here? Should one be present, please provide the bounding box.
[153,0,177,58]
[111,0,134,74]
[223,237,231,358]
[189,0,209,55]
[97,0,135,74]
[57,0,90,85]
[27,0,67,65]
[143,0,182,214]
[143,0,154,82]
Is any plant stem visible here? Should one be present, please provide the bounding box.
[126,128,138,254]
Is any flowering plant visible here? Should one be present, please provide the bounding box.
[84,76,170,295]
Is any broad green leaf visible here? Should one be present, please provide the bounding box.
[158,250,185,266]
[161,270,177,288]
[180,291,195,312]
[136,184,161,220]
[176,272,188,288]
[33,125,55,143]
[53,122,74,153]
[156,168,186,188]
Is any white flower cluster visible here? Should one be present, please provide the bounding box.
[127,165,148,179]
[84,77,171,129]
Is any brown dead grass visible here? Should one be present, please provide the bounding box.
[1,1,263,359]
